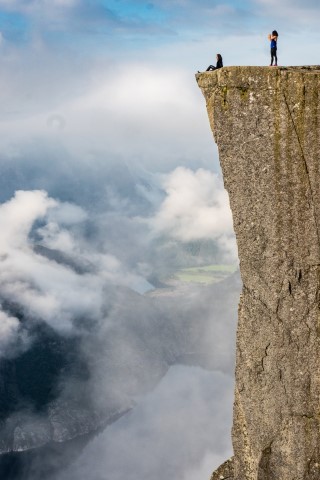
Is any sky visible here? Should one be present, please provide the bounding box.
[1,1,320,479]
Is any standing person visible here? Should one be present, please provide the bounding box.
[206,54,223,71]
[268,30,278,66]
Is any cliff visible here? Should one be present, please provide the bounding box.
[197,66,320,480]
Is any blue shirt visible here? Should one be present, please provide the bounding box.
[271,38,277,48]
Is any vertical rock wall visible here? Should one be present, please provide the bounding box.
[197,66,320,480]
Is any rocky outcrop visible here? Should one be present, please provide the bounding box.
[210,457,234,480]
[197,66,320,479]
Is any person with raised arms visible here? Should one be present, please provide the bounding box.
[268,30,278,66]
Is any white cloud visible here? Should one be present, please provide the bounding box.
[150,167,237,260]
[253,0,320,25]
[0,190,56,249]
[0,0,78,10]
[0,190,153,335]
[58,366,234,480]
[0,61,218,174]
[0,309,20,355]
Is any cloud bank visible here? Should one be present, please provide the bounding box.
[0,175,239,479]
[0,189,155,344]
[150,167,237,261]
[57,366,234,480]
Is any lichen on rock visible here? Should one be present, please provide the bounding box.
[197,66,320,480]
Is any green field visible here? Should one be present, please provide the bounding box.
[173,264,238,285]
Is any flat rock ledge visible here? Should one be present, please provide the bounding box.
[198,66,320,479]
[210,457,234,480]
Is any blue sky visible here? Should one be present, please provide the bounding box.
[1,0,320,58]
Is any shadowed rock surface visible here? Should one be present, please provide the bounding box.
[198,66,320,479]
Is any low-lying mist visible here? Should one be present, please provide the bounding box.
[0,51,239,480]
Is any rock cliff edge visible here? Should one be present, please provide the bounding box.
[197,66,320,479]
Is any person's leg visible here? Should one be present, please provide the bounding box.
[206,65,216,71]
[275,49,278,66]
[270,47,277,66]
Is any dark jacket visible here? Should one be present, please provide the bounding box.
[216,58,223,69]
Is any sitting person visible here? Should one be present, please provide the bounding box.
[206,54,223,71]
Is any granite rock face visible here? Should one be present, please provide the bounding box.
[210,457,234,480]
[197,66,320,479]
